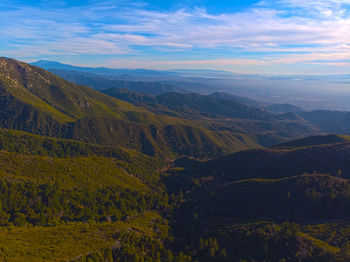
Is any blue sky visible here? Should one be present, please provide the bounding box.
[0,0,349,74]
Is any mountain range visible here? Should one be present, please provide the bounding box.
[31,60,350,112]
[2,58,263,158]
[0,57,349,261]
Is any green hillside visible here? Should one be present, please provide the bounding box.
[163,137,350,261]
[101,87,324,148]
[2,58,336,159]
[0,128,183,261]
[2,57,350,261]
[0,149,166,226]
[0,212,172,262]
[0,58,265,159]
[0,58,153,122]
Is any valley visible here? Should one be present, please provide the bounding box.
[0,58,349,261]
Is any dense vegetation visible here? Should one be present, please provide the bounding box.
[183,141,350,182]
[0,212,180,262]
[1,58,350,261]
[163,137,350,261]
[0,129,181,261]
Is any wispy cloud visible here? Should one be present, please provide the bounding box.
[0,0,349,73]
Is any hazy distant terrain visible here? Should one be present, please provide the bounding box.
[31,60,350,111]
[164,74,350,111]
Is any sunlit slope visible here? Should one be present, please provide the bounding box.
[0,128,172,261]
[0,58,261,158]
[0,212,168,262]
[102,88,323,148]
[0,58,152,122]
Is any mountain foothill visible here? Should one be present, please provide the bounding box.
[0,57,349,261]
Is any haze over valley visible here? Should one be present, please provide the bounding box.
[32,60,350,111]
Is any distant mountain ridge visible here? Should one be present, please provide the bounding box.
[101,87,302,120]
[1,58,349,159]
[32,60,312,115]
[1,57,264,158]
[209,91,268,108]
[31,60,176,76]
[48,69,187,95]
[102,88,274,120]
[31,60,237,78]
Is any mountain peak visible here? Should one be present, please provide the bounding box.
[31,60,78,70]
[0,58,142,124]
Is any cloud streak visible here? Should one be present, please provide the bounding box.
[0,0,349,73]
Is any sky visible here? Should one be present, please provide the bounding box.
[0,0,349,74]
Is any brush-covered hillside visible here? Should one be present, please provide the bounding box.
[0,127,187,261]
[101,88,324,146]
[0,58,265,159]
[2,57,332,159]
[102,88,350,146]
[164,135,350,261]
[2,130,350,261]
[177,135,350,182]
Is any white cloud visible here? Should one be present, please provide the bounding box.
[0,0,349,72]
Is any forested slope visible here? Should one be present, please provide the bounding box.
[0,58,262,159]
[164,136,350,261]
